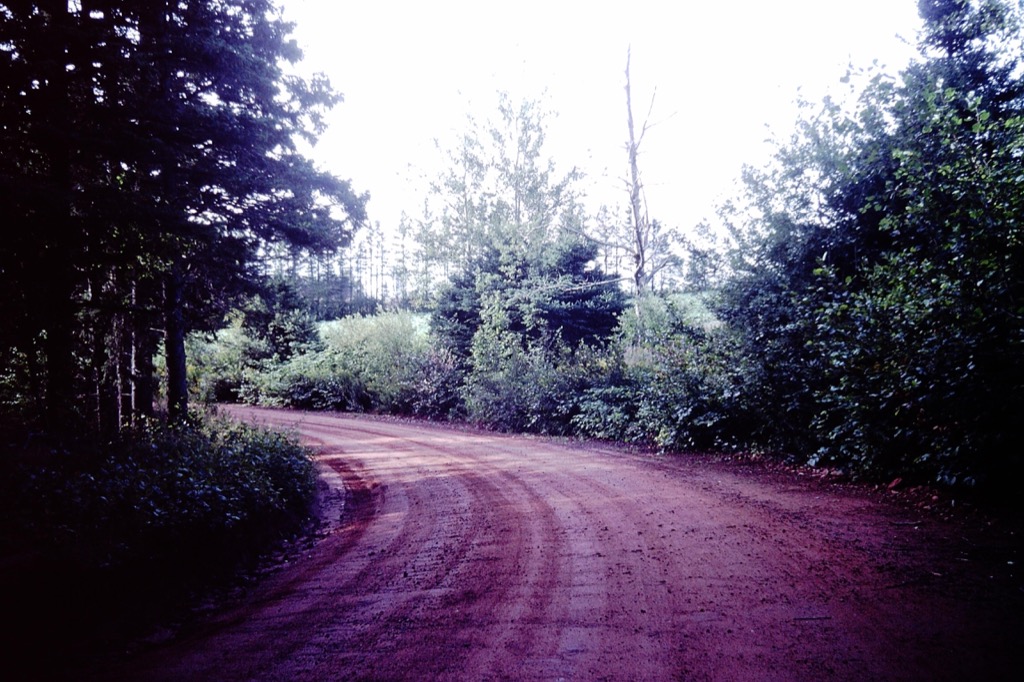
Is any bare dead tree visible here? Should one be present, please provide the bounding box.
[625,46,643,295]
[625,47,682,305]
[625,46,660,307]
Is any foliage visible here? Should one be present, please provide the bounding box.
[461,296,610,434]
[423,93,629,346]
[434,238,627,361]
[187,324,256,404]
[573,294,754,451]
[414,93,583,293]
[187,283,324,405]
[240,345,371,412]
[409,347,466,420]
[0,346,38,429]
[128,0,1024,504]
[318,313,433,412]
[719,0,1024,487]
[4,414,315,574]
[422,94,627,430]
[808,256,973,479]
[806,75,1024,484]
[0,0,364,430]
[241,280,324,364]
[239,312,443,416]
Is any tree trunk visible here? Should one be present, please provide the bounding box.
[40,0,79,431]
[116,293,137,429]
[625,47,648,303]
[165,266,189,422]
[133,325,158,420]
[41,240,78,431]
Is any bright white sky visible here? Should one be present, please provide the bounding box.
[282,0,923,235]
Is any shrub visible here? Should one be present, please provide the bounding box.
[462,313,608,435]
[188,325,254,403]
[319,312,432,412]
[16,414,316,572]
[410,347,465,420]
[807,254,1024,486]
[573,295,754,451]
[572,383,647,444]
[239,312,436,415]
[240,350,371,411]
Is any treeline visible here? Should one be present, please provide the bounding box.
[0,0,364,435]
[215,0,1024,497]
[0,0,361,621]
[718,0,1024,489]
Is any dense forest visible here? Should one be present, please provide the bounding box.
[2,0,1023,628]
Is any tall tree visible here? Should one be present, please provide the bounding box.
[0,0,365,429]
[424,94,624,358]
[0,0,85,427]
[622,48,683,308]
[624,46,650,298]
[417,93,582,295]
[720,0,1024,484]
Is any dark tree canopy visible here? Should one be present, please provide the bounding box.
[720,0,1024,485]
[433,237,627,361]
[0,0,365,431]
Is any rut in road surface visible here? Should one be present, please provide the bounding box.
[90,406,1022,681]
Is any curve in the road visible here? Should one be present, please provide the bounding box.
[89,407,1022,681]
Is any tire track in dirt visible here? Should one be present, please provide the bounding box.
[290,418,557,681]
[87,407,1023,681]
[299,417,569,681]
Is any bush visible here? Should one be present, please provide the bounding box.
[573,295,755,451]
[240,350,371,411]
[807,254,1024,486]
[239,312,438,416]
[410,347,465,420]
[13,414,316,573]
[318,312,432,412]
[573,329,751,451]
[462,314,608,435]
[188,325,254,403]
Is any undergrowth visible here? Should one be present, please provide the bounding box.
[0,411,318,670]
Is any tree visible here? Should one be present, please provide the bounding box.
[0,0,365,430]
[424,95,625,360]
[241,280,322,364]
[623,48,683,301]
[811,0,1024,484]
[131,0,366,421]
[0,0,88,427]
[720,0,1024,485]
[416,93,583,294]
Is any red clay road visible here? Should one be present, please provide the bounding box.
[91,406,1022,681]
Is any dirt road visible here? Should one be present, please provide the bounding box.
[92,407,1021,681]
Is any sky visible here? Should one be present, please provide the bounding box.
[281,0,924,235]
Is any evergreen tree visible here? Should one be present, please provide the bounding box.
[424,95,626,360]
[0,0,365,430]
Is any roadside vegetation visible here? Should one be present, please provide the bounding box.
[0,413,317,674]
[2,3,1023,659]
[1,415,315,576]
[0,0,352,648]
[195,0,1024,503]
